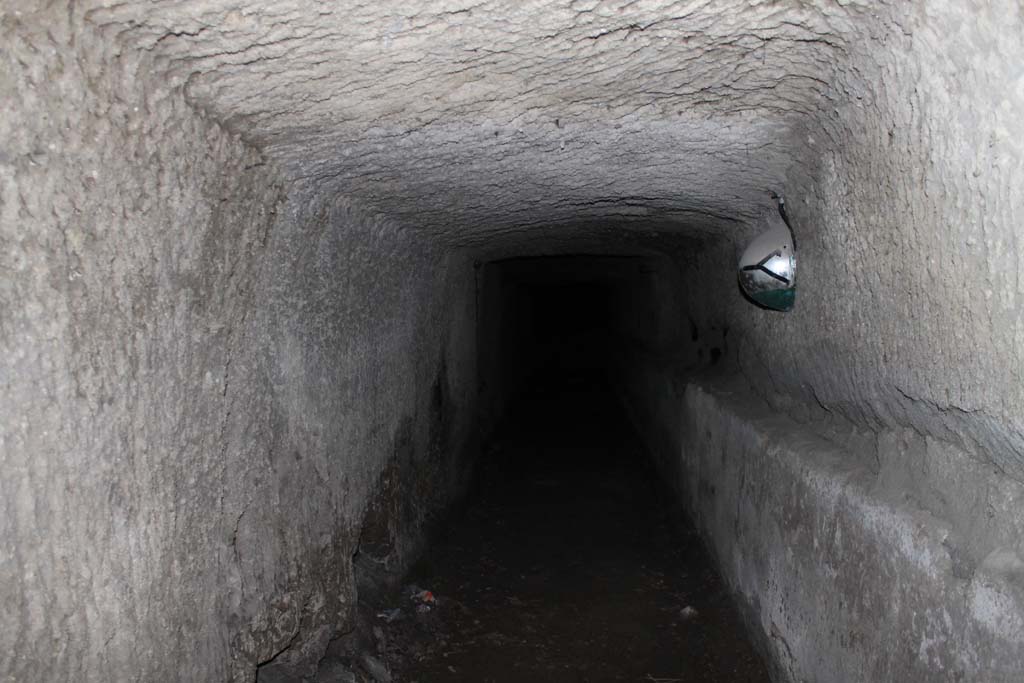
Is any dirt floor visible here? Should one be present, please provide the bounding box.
[341,379,769,682]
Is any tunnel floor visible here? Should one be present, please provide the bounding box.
[347,378,768,682]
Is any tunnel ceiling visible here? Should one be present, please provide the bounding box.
[88,0,868,242]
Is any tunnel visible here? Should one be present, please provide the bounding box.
[2,1,1024,681]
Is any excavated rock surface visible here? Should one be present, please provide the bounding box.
[76,0,1024,477]
[4,1,1024,682]
[2,7,478,682]
[692,1,1024,479]
[85,0,867,240]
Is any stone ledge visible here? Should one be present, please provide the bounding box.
[679,380,1024,682]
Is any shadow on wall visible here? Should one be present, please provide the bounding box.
[351,358,459,598]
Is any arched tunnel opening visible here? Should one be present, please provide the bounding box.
[338,253,771,681]
[4,2,1024,682]
[479,255,662,420]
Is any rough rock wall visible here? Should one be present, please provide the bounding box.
[83,0,869,243]
[71,0,1017,459]
[720,0,1024,479]
[1,7,478,682]
[623,2,1024,679]
[5,0,1023,680]
[242,197,479,682]
[674,381,1024,682]
[1,7,280,680]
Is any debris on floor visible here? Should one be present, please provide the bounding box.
[404,586,438,615]
[345,384,769,682]
[376,608,404,623]
[409,587,437,605]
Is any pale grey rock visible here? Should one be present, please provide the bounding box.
[665,380,1024,682]
[2,1,1023,682]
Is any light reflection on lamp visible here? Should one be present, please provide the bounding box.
[738,196,797,312]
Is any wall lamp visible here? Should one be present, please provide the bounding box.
[738,195,797,312]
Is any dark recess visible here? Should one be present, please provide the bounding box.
[314,255,767,680]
